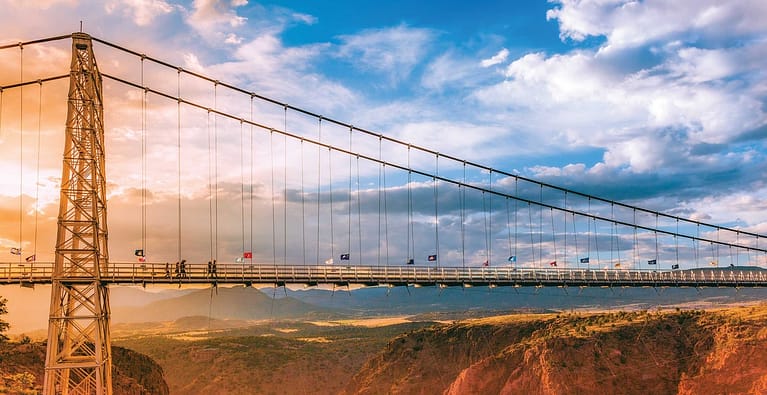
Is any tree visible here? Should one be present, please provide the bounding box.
[0,296,9,341]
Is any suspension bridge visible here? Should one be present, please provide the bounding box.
[0,33,765,394]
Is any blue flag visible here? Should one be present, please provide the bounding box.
[340,253,350,260]
[647,259,657,265]
[508,256,516,262]
[671,264,679,270]
[580,257,590,263]
[427,255,437,262]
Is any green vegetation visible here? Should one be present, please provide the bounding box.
[0,296,9,341]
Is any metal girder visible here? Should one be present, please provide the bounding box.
[44,32,112,395]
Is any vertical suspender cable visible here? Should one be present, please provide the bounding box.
[249,96,254,264]
[506,197,512,263]
[573,212,578,266]
[348,127,353,259]
[529,203,536,268]
[240,119,245,259]
[482,191,488,264]
[594,217,600,265]
[610,203,615,265]
[550,208,556,265]
[434,155,439,266]
[587,198,591,260]
[214,83,219,261]
[301,138,306,266]
[377,136,382,266]
[488,171,493,266]
[283,107,288,265]
[655,215,660,264]
[329,146,334,263]
[18,44,23,264]
[539,186,543,267]
[383,158,389,266]
[33,81,42,260]
[514,177,518,264]
[207,109,213,261]
[407,146,412,263]
[633,209,638,267]
[356,155,362,265]
[316,118,321,265]
[141,56,147,260]
[676,219,680,268]
[563,192,568,267]
[270,129,276,267]
[177,69,182,263]
[461,162,466,268]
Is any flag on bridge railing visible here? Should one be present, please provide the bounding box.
[710,261,718,266]
[427,255,437,262]
[325,258,334,265]
[10,247,21,255]
[671,264,679,269]
[482,260,489,267]
[243,251,253,259]
[508,256,516,262]
[406,258,414,265]
[549,261,557,267]
[340,253,350,260]
[25,254,35,262]
[134,249,144,257]
[614,262,621,268]
[580,257,590,263]
[647,259,657,265]
[138,256,146,263]
[235,257,245,263]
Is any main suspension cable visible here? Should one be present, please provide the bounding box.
[100,73,767,254]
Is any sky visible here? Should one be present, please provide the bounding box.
[0,0,766,271]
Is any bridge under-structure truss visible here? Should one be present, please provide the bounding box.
[1,33,767,394]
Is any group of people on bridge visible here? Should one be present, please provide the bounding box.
[162,259,217,278]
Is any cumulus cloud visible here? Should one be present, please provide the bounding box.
[480,48,509,67]
[336,24,434,85]
[185,0,247,45]
[472,2,767,180]
[547,0,767,51]
[105,0,175,26]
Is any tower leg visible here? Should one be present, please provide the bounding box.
[44,32,112,395]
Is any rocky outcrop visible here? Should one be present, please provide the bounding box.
[345,306,767,395]
[0,341,169,395]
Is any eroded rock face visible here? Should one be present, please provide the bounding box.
[345,306,767,395]
[0,342,169,395]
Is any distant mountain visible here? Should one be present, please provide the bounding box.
[112,285,341,323]
[282,283,767,315]
[111,282,767,324]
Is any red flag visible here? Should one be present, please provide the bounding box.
[138,256,146,263]
[549,261,557,267]
[482,260,489,267]
[244,251,253,259]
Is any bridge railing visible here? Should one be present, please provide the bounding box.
[1,261,765,286]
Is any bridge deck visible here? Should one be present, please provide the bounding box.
[2,262,766,288]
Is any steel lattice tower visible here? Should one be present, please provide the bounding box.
[44,33,112,395]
